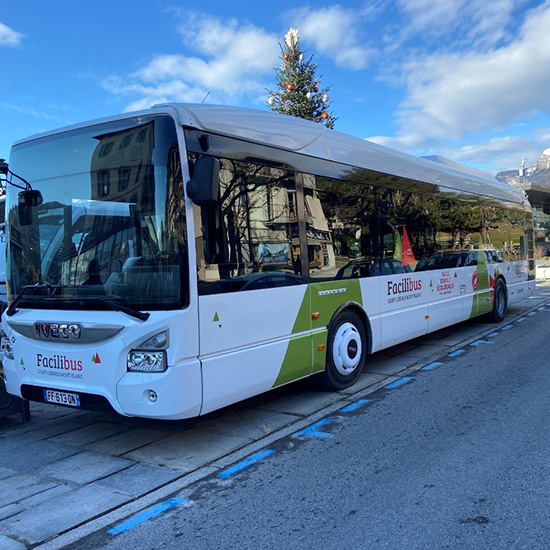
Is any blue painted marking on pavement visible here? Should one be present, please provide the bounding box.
[448,349,465,357]
[516,317,526,323]
[217,449,276,478]
[385,377,413,389]
[339,399,371,413]
[501,324,514,330]
[295,419,336,438]
[108,498,185,535]
[487,332,499,338]
[422,361,443,371]
[470,339,494,347]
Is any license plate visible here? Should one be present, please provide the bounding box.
[43,389,81,407]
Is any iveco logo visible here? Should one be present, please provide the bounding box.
[34,322,82,340]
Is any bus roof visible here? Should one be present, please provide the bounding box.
[12,102,526,207]
[161,103,525,206]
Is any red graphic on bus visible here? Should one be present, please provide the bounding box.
[472,271,479,290]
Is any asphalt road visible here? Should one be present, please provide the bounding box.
[69,307,550,550]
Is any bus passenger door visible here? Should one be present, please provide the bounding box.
[190,158,313,415]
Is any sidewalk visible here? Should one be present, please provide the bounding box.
[1,282,550,550]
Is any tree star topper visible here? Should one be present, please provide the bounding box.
[285,28,299,50]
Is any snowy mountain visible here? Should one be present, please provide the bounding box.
[496,148,550,186]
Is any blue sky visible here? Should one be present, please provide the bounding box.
[2,0,550,174]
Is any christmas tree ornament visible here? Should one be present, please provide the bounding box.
[299,53,305,61]
[284,54,290,61]
[322,112,329,120]
[268,97,275,106]
[313,87,318,93]
[286,83,295,92]
[322,93,329,102]
[306,91,312,100]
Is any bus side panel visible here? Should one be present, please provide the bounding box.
[504,260,534,305]
[427,267,469,331]
[507,279,534,304]
[377,272,428,349]
[198,286,308,355]
[200,337,307,415]
[198,285,311,414]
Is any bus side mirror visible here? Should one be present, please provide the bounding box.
[18,189,43,226]
[187,157,220,205]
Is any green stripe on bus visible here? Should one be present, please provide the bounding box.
[273,280,363,387]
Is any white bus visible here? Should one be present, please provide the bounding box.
[0,104,534,419]
[0,195,6,312]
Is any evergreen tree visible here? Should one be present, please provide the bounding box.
[267,28,336,128]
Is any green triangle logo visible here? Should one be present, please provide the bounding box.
[213,312,220,322]
[20,358,24,366]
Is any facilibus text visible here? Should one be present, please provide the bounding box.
[387,278,422,296]
[36,354,83,371]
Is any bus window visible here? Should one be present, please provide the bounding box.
[192,156,304,295]
[312,177,417,280]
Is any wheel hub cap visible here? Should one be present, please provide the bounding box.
[332,322,362,376]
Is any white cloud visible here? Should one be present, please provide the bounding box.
[289,6,375,70]
[369,131,549,175]
[0,101,68,123]
[452,135,547,174]
[377,1,550,161]
[102,76,206,111]
[104,15,279,109]
[102,6,379,112]
[0,22,25,47]
[393,0,518,50]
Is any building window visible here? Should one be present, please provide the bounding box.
[119,134,133,150]
[118,168,131,192]
[97,170,110,197]
[98,142,114,158]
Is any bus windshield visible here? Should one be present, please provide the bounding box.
[6,115,187,311]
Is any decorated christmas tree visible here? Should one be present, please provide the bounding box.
[267,28,336,128]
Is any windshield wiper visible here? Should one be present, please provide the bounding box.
[6,284,53,316]
[6,284,150,322]
[95,296,150,321]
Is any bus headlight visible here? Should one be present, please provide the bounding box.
[127,350,167,372]
[1,330,13,360]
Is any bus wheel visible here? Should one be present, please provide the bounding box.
[488,278,508,323]
[316,310,366,390]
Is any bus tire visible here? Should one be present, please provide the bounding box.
[488,278,507,323]
[316,309,366,390]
